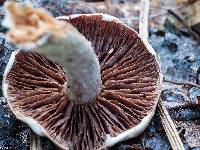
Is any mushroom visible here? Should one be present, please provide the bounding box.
[2,2,162,150]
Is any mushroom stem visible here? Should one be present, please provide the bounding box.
[40,26,102,103]
[3,2,101,103]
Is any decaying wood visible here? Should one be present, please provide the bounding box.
[139,0,184,150]
[158,100,185,150]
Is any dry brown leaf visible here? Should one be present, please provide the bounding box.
[181,1,200,26]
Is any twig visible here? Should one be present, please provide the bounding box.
[164,78,200,89]
[139,0,150,40]
[166,102,200,110]
[139,0,184,149]
[167,9,200,43]
[158,100,185,150]
[30,130,42,150]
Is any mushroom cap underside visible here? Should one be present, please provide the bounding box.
[3,14,162,150]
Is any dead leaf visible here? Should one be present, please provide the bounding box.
[180,1,200,26]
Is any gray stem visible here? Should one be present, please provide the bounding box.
[3,2,101,103]
[37,25,101,103]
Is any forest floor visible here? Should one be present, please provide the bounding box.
[0,0,200,150]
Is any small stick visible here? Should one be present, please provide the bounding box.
[139,0,150,40]
[139,0,184,149]
[30,130,42,150]
[158,100,185,150]
[164,78,200,89]
[167,102,199,110]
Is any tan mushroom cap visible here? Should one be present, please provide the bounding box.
[3,14,162,150]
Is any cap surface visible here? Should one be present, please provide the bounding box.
[3,14,162,150]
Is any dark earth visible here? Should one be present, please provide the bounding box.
[0,0,200,149]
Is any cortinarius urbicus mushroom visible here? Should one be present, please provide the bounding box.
[2,2,162,150]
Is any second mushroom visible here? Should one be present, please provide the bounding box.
[2,2,162,150]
